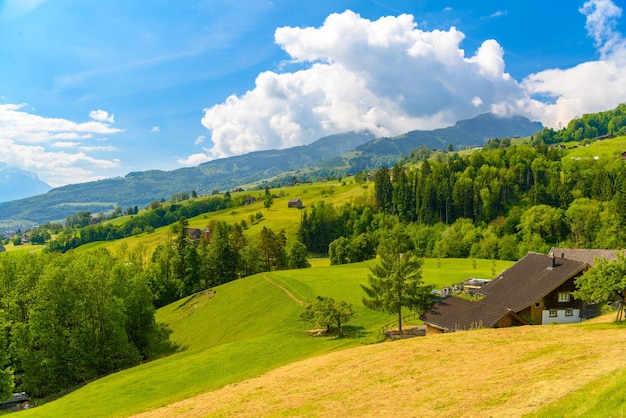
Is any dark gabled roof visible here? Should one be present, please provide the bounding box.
[549,247,624,267]
[422,296,520,331]
[480,252,586,312]
[183,228,202,237]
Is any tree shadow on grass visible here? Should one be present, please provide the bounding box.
[149,323,186,359]
[329,325,367,340]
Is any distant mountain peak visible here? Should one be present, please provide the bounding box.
[0,163,51,203]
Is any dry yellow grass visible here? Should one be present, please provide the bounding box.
[134,315,626,418]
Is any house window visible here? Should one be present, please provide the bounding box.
[549,309,558,317]
[565,308,574,316]
[558,291,570,302]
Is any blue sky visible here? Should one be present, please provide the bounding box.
[1,0,625,187]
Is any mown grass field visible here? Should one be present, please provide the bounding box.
[1,242,44,254]
[21,258,511,417]
[134,315,626,418]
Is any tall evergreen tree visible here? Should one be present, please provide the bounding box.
[361,239,435,337]
[374,166,393,212]
[207,221,238,286]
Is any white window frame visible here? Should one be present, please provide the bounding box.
[565,308,574,316]
[549,309,558,317]
[558,291,570,302]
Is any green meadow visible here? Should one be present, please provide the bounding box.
[20,256,509,417]
[74,179,369,256]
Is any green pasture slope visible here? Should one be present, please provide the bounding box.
[76,179,369,256]
[22,257,509,417]
[563,134,626,161]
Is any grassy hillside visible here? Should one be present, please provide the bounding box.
[76,179,369,256]
[132,316,626,418]
[21,257,510,417]
[562,135,626,161]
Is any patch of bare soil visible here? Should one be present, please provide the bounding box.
[174,290,216,320]
[134,315,626,418]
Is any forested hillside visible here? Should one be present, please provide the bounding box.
[356,113,542,158]
[0,113,541,226]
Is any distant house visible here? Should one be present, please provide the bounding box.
[422,252,591,334]
[244,196,256,205]
[183,228,202,242]
[287,198,303,209]
[621,151,626,160]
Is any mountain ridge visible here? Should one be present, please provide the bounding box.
[0,163,51,203]
[0,113,542,226]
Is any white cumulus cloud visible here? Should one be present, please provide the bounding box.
[517,0,626,128]
[200,10,520,159]
[178,153,211,166]
[89,109,115,124]
[0,103,123,186]
[197,2,626,162]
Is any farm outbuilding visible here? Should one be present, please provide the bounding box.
[287,198,303,209]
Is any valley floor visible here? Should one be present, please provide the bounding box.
[133,315,626,417]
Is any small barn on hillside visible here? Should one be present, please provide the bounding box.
[287,198,303,209]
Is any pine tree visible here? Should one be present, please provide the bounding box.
[361,239,435,337]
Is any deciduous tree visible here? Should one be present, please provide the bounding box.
[574,253,626,321]
[288,241,311,269]
[0,325,14,402]
[300,296,355,335]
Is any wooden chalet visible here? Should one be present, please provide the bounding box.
[422,252,591,334]
[287,198,303,209]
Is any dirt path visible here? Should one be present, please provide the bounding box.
[263,274,305,306]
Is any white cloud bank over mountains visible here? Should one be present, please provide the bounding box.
[0,103,121,186]
[200,0,626,160]
[2,0,626,186]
